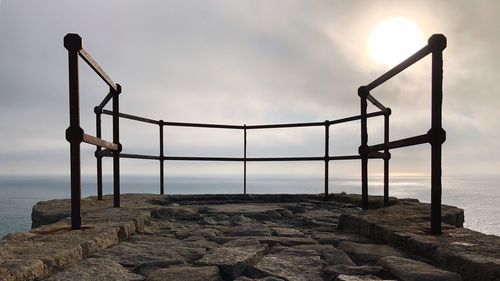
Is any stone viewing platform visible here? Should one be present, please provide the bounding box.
[0,194,499,281]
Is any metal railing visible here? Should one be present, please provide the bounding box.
[359,34,447,233]
[64,34,122,230]
[95,110,386,197]
[64,33,446,234]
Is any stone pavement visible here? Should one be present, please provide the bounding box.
[0,193,498,281]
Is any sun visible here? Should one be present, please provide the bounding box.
[367,17,425,66]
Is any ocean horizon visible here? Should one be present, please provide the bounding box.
[0,174,498,238]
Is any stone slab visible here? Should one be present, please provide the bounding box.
[146,266,221,281]
[43,258,144,281]
[377,256,463,281]
[1,193,489,281]
[337,241,407,264]
[196,242,267,279]
[249,247,323,281]
[94,235,206,267]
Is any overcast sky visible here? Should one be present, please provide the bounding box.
[0,0,498,179]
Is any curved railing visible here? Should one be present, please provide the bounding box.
[96,109,386,196]
[64,33,446,234]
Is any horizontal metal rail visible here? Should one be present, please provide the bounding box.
[79,48,118,92]
[246,112,386,129]
[246,121,325,129]
[101,110,386,130]
[329,111,385,125]
[247,156,324,161]
[368,133,429,152]
[82,133,119,150]
[365,44,431,92]
[164,156,243,161]
[102,110,160,125]
[119,153,160,160]
[163,121,243,130]
[102,154,381,161]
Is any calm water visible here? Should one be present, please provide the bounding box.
[0,175,498,238]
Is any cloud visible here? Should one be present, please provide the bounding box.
[0,0,498,177]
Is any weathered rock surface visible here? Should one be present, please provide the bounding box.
[292,244,355,266]
[43,258,144,281]
[377,256,463,281]
[228,225,272,236]
[196,240,267,279]
[337,241,407,264]
[338,201,500,281]
[132,259,187,276]
[2,193,482,281]
[334,275,383,281]
[249,247,323,281]
[313,231,370,246]
[146,266,221,281]
[324,264,384,278]
[271,227,305,237]
[94,235,206,266]
[234,277,285,281]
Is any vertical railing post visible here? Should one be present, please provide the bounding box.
[429,34,447,234]
[324,120,330,199]
[243,124,247,195]
[383,109,391,206]
[358,86,369,210]
[64,33,83,230]
[159,120,165,195]
[95,107,103,200]
[112,84,122,208]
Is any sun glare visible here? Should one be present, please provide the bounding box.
[367,17,425,66]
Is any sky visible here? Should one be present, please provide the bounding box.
[0,0,499,179]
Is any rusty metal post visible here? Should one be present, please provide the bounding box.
[358,86,369,210]
[159,120,164,195]
[324,121,330,198]
[95,107,103,200]
[243,124,247,194]
[112,84,122,208]
[429,34,447,234]
[383,109,391,206]
[64,33,83,230]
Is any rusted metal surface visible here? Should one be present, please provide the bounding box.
[366,93,387,112]
[66,33,447,235]
[243,125,247,194]
[159,121,165,195]
[96,148,113,157]
[324,121,330,198]
[365,44,431,91]
[65,33,122,229]
[119,153,161,160]
[64,33,82,230]
[102,109,160,125]
[367,133,429,152]
[359,87,369,210]
[429,34,447,234]
[96,111,103,200]
[383,112,390,206]
[359,34,447,234]
[79,48,118,91]
[95,91,114,113]
[112,85,121,208]
[82,133,118,151]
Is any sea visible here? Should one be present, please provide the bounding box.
[0,175,498,238]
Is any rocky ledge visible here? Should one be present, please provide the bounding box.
[0,193,498,281]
